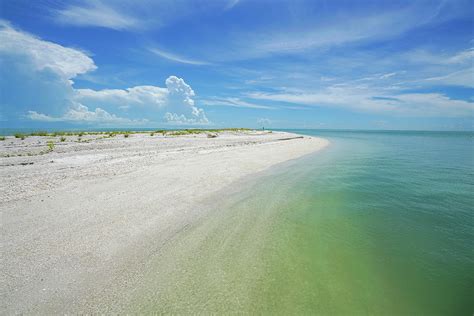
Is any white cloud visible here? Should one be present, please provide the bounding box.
[0,22,209,125]
[248,86,474,117]
[27,103,146,124]
[0,21,96,78]
[26,111,61,122]
[166,76,195,105]
[379,72,399,79]
[424,68,474,88]
[201,97,274,109]
[257,118,271,126]
[225,0,240,10]
[163,76,209,124]
[54,2,141,30]
[213,4,442,61]
[150,48,210,65]
[404,48,474,66]
[75,76,210,125]
[399,48,474,87]
[76,85,169,108]
[447,48,474,64]
[164,112,208,125]
[51,1,235,31]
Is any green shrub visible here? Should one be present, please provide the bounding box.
[60,137,66,142]
[0,136,5,141]
[30,131,48,136]
[47,141,55,151]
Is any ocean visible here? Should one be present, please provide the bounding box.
[240,130,474,314]
[130,130,474,314]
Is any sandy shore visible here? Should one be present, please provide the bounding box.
[0,130,328,314]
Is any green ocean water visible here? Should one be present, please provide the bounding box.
[131,130,474,315]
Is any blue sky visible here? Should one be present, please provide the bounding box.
[0,0,473,130]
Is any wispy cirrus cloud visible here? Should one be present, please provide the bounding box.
[224,0,240,11]
[201,97,274,110]
[54,2,141,30]
[423,68,474,88]
[403,47,474,65]
[248,86,474,117]
[201,1,449,61]
[149,48,210,65]
[51,0,238,31]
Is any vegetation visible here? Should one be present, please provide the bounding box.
[47,141,55,151]
[164,128,251,136]
[30,131,48,136]
[14,133,26,140]
[0,136,5,141]
[6,128,254,142]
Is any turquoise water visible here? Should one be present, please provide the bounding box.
[131,130,473,314]
[262,130,474,314]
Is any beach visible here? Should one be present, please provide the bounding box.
[0,130,328,314]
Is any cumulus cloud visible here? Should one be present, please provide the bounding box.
[257,118,271,126]
[0,21,94,119]
[164,111,208,125]
[0,20,96,78]
[0,22,209,126]
[163,76,209,124]
[26,111,60,122]
[75,76,209,125]
[76,86,168,109]
[27,103,146,124]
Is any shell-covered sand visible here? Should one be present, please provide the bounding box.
[0,130,328,314]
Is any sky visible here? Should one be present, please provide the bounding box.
[0,0,473,130]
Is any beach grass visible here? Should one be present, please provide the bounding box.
[47,141,55,151]
[5,128,257,141]
[14,133,27,140]
[30,131,49,136]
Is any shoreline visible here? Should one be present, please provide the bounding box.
[0,130,328,313]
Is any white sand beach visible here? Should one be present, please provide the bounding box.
[0,130,328,313]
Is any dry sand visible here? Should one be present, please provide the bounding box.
[0,130,328,314]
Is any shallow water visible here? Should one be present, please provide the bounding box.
[132,130,474,314]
